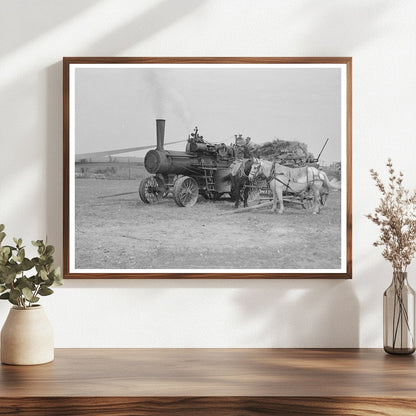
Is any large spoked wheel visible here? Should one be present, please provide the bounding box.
[139,176,165,204]
[302,197,314,211]
[247,185,261,206]
[173,176,199,207]
[301,190,315,211]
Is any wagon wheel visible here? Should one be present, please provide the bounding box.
[301,190,315,211]
[173,176,199,207]
[302,197,314,211]
[139,176,166,204]
[247,185,261,206]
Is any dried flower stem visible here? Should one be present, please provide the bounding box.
[366,159,416,271]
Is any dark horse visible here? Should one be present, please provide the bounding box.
[230,159,254,208]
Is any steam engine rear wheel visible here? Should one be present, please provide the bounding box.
[139,176,165,204]
[173,176,199,207]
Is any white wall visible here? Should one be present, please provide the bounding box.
[1,0,415,347]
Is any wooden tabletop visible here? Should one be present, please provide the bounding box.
[1,348,416,415]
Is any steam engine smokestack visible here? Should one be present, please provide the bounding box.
[156,119,165,151]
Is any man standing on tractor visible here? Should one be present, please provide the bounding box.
[230,134,255,176]
[245,136,256,159]
[233,134,247,160]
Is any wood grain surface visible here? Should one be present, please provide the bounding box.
[1,349,415,415]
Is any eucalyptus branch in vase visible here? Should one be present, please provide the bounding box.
[0,225,62,309]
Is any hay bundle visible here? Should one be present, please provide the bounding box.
[253,139,314,162]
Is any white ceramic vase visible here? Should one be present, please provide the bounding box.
[1,305,54,365]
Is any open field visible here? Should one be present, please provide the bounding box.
[74,174,342,271]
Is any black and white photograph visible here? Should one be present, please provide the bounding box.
[64,58,352,278]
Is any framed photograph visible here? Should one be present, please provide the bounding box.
[63,57,352,279]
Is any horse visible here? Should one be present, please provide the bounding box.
[229,159,254,208]
[248,160,339,214]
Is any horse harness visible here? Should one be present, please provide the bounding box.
[263,161,295,192]
[263,162,321,193]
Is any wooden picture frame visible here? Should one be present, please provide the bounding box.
[63,57,352,279]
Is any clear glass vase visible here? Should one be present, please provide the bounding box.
[383,271,415,355]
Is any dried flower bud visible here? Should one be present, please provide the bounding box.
[367,159,416,272]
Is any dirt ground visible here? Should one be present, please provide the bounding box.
[74,175,342,271]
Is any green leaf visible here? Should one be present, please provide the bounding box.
[42,256,54,266]
[39,269,48,281]
[0,232,6,244]
[0,291,18,306]
[8,297,18,306]
[45,245,55,256]
[20,258,33,271]
[51,266,61,278]
[2,271,17,284]
[31,240,43,247]
[38,287,53,296]
[0,285,6,294]
[9,288,21,301]
[13,237,22,248]
[21,289,40,304]
[22,287,34,301]
[0,249,9,265]
[34,274,43,285]
[17,248,25,263]
[17,276,35,290]
[41,276,53,287]
[0,224,4,232]
[0,246,10,255]
[52,267,63,285]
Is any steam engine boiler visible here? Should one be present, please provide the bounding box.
[139,119,233,207]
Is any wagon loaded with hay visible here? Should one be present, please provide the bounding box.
[242,137,330,211]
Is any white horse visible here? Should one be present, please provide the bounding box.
[249,160,339,214]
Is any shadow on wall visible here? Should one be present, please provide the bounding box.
[0,0,101,57]
[44,0,205,263]
[81,0,206,55]
[289,0,393,53]
[45,63,63,263]
[58,277,359,348]
[233,280,359,347]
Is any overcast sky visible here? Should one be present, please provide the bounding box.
[75,65,342,162]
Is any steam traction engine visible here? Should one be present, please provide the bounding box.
[139,119,234,207]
